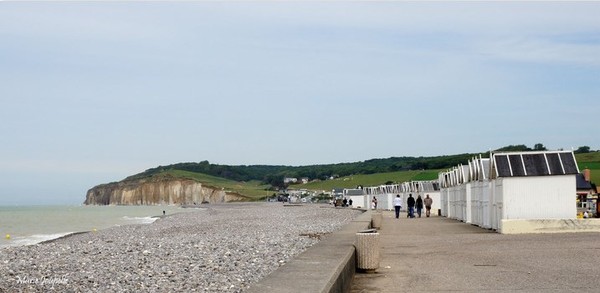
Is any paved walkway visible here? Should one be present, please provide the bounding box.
[350,211,600,292]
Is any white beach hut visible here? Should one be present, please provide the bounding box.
[343,188,365,208]
[468,156,491,228]
[490,151,579,233]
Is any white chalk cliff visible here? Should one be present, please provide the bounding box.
[84,175,248,205]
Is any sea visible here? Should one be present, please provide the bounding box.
[0,205,197,248]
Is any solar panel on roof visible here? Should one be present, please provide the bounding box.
[495,155,512,177]
[560,152,579,174]
[523,154,550,176]
[546,153,563,175]
[509,155,526,176]
[493,151,578,177]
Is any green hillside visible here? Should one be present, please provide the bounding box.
[576,152,600,185]
[289,170,441,192]
[136,169,442,199]
[126,153,481,187]
[153,170,272,200]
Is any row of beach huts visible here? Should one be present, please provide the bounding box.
[342,150,599,234]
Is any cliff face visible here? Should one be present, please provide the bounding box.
[84,176,248,205]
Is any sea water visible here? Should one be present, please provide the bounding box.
[0,205,197,248]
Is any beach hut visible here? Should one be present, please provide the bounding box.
[490,150,579,233]
[468,156,491,228]
[343,188,365,208]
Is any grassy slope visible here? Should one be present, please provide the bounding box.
[290,170,441,192]
[576,152,600,185]
[158,170,272,199]
[164,169,441,197]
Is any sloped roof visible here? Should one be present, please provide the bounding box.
[493,151,579,177]
[576,174,593,190]
[345,189,365,196]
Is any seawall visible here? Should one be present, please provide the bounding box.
[246,209,372,293]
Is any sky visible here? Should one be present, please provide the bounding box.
[1,2,599,205]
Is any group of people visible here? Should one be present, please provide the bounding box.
[392,194,433,219]
[335,194,432,218]
[343,198,353,207]
[332,198,353,207]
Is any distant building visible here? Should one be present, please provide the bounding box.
[283,177,297,184]
[577,169,596,212]
[343,189,365,197]
[577,169,595,196]
[343,188,365,208]
[332,188,344,199]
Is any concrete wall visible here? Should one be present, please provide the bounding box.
[501,219,600,234]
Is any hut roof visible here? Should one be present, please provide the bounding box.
[493,151,579,178]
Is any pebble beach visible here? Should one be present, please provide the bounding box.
[0,203,361,292]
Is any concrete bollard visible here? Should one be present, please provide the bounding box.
[355,229,380,273]
[371,212,382,230]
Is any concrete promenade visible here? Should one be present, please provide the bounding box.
[351,211,600,292]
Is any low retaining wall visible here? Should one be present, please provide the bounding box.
[246,210,372,293]
[501,219,600,234]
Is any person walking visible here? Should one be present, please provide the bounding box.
[393,194,402,219]
[407,194,415,218]
[424,194,433,217]
[416,195,423,218]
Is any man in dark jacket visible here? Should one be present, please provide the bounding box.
[407,194,416,218]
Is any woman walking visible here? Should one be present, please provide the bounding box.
[416,195,423,218]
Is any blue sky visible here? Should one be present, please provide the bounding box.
[1,2,598,205]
